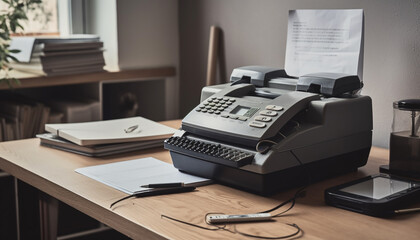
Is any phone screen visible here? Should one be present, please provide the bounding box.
[339,176,417,200]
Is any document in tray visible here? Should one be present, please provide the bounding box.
[75,157,212,194]
[285,9,364,79]
[45,117,176,146]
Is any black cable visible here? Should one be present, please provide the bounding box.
[234,223,302,239]
[162,211,302,239]
[259,187,306,215]
[161,214,222,231]
[160,136,311,239]
[110,187,196,208]
[161,194,304,239]
[290,150,312,186]
[110,194,135,208]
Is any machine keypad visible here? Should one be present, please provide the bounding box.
[197,97,237,115]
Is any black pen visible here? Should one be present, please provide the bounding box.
[110,186,196,208]
[141,182,185,188]
[136,186,195,197]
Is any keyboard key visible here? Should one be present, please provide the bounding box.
[164,136,254,167]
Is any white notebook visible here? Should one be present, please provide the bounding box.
[45,117,176,146]
[75,157,212,194]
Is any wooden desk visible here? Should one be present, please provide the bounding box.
[0,120,418,239]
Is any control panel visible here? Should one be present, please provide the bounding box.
[182,84,320,146]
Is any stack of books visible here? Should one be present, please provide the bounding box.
[9,35,105,76]
[0,96,50,141]
[37,117,177,157]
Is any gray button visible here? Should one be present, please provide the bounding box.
[238,116,248,121]
[209,103,216,106]
[229,115,239,119]
[215,103,222,107]
[249,121,266,128]
[196,109,201,112]
[219,100,226,104]
[203,102,209,105]
[222,104,229,108]
[221,114,229,118]
[211,106,218,110]
[255,116,272,122]
[217,107,224,111]
[260,110,278,116]
[226,102,232,105]
[228,99,236,102]
[199,105,205,108]
[213,99,219,103]
[208,110,214,113]
[223,97,229,101]
[201,109,208,113]
[205,105,212,109]
[215,111,221,114]
[266,105,284,111]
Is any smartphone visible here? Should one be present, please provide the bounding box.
[325,174,420,217]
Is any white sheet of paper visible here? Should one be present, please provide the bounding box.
[285,9,364,78]
[75,157,212,194]
[9,37,36,63]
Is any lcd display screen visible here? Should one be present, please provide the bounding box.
[340,176,414,200]
[230,106,251,116]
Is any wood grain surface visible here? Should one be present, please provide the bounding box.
[0,120,419,239]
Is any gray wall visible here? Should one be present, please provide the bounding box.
[179,0,420,148]
[117,0,180,119]
[86,0,180,119]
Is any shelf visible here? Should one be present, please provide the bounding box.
[0,67,176,90]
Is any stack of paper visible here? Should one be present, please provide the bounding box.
[38,117,177,157]
[9,35,105,76]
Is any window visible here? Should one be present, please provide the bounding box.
[0,0,85,36]
[21,0,59,34]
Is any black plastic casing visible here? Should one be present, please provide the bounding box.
[325,174,420,217]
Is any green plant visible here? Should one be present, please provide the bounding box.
[0,0,41,87]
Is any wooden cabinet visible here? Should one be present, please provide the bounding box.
[0,67,176,140]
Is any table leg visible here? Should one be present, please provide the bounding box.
[39,193,58,240]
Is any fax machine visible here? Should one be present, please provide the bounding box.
[164,66,372,194]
